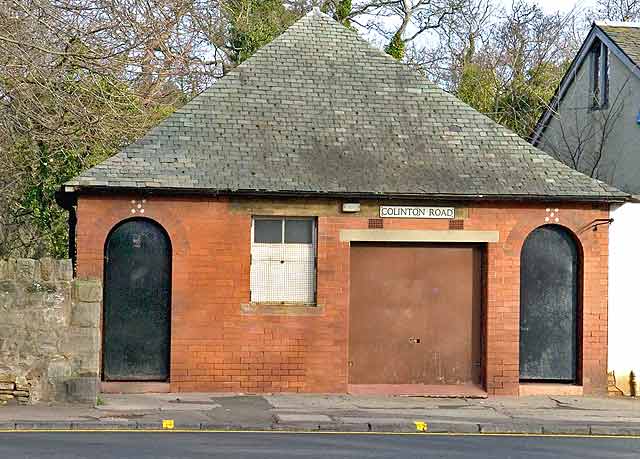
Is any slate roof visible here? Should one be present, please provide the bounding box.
[66,9,626,201]
[597,22,640,67]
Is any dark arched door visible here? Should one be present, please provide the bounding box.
[103,219,171,381]
[520,225,579,382]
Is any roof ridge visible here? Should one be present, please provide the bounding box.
[595,20,640,28]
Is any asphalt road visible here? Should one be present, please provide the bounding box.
[1,432,639,458]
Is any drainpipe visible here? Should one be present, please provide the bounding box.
[54,186,78,274]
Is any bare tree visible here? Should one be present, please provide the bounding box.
[345,0,465,59]
[590,0,640,21]
[0,0,227,256]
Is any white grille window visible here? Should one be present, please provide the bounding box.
[250,217,317,303]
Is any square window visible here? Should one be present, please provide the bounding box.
[250,217,316,304]
[285,219,313,244]
[254,219,282,243]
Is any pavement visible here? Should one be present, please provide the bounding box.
[1,393,640,435]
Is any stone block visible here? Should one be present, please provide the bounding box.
[0,382,15,390]
[47,359,72,382]
[60,328,100,355]
[73,280,102,303]
[5,259,16,280]
[0,373,15,383]
[31,329,59,351]
[16,259,36,282]
[42,306,67,326]
[0,280,17,308]
[0,394,14,400]
[23,289,45,308]
[39,258,56,281]
[65,377,97,403]
[0,260,6,279]
[12,390,29,397]
[74,353,100,374]
[58,260,73,281]
[72,302,100,328]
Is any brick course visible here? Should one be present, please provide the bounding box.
[75,194,610,395]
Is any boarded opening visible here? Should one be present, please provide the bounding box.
[103,218,172,381]
[520,225,579,382]
[349,243,483,386]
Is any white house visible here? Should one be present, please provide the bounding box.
[532,21,640,395]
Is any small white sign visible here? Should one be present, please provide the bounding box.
[379,206,455,219]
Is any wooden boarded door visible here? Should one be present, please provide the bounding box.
[349,243,482,385]
[103,219,171,381]
[520,225,578,382]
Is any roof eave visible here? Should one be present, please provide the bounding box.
[60,185,629,204]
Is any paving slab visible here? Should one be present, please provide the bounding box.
[335,416,420,425]
[541,423,591,435]
[424,422,481,433]
[98,393,221,411]
[590,424,640,436]
[15,421,73,430]
[480,423,544,434]
[0,405,99,421]
[70,422,138,430]
[276,414,332,423]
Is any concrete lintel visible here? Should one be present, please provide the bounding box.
[339,229,499,243]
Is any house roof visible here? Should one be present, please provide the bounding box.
[65,10,627,201]
[597,22,640,66]
[530,21,640,146]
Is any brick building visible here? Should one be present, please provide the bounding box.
[59,10,627,396]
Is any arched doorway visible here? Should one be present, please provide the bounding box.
[103,218,171,381]
[520,225,580,382]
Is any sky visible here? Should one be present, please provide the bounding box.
[503,0,595,14]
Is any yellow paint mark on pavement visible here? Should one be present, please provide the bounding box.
[414,421,427,432]
[162,420,174,430]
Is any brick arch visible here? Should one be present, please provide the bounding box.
[519,223,583,383]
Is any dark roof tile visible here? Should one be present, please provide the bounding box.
[598,23,640,67]
[67,10,627,200]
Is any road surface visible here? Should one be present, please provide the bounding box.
[0,431,639,458]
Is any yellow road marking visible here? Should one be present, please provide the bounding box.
[414,421,427,432]
[0,429,639,439]
[162,420,174,430]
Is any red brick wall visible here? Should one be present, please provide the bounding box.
[75,195,610,395]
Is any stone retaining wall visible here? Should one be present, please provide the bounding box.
[0,258,101,403]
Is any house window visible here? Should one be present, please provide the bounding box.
[590,40,609,109]
[250,217,317,304]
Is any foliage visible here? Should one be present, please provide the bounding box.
[334,0,353,26]
[436,0,578,138]
[385,32,405,60]
[0,0,622,257]
[225,0,300,63]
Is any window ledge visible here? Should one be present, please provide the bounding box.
[240,302,324,316]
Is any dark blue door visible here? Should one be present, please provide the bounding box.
[520,225,578,382]
[103,219,171,381]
